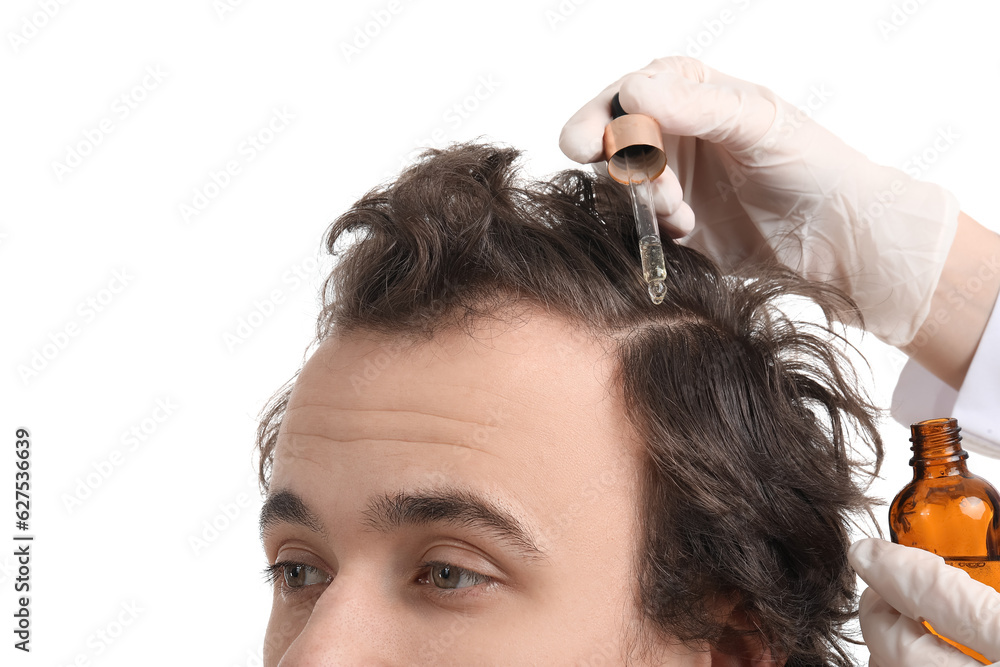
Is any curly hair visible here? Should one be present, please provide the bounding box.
[255,141,883,666]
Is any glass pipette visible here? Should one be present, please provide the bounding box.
[622,151,667,304]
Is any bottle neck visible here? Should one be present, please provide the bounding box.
[910,418,970,477]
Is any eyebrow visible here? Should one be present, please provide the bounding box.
[259,487,549,563]
[259,488,327,540]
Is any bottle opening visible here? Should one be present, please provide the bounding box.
[915,417,958,428]
[909,417,966,465]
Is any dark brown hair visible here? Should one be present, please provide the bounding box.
[256,141,883,666]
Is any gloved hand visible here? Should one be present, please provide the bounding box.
[848,537,1000,666]
[559,56,960,347]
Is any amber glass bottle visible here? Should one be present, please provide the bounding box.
[889,417,1000,663]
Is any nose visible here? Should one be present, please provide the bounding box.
[274,574,406,667]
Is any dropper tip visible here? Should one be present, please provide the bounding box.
[647,280,666,305]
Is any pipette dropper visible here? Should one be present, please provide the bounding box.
[622,151,667,304]
[603,93,669,305]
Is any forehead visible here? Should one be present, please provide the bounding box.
[269,309,642,552]
[289,310,623,433]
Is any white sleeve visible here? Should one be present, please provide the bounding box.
[891,303,1000,457]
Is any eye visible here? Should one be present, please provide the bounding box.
[263,561,331,594]
[420,560,494,591]
[282,563,329,588]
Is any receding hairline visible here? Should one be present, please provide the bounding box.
[320,291,703,362]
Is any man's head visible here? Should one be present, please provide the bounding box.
[256,142,882,665]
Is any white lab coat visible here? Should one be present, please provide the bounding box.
[892,303,1000,456]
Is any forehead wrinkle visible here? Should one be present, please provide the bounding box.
[277,427,503,459]
[278,401,511,456]
[281,404,501,430]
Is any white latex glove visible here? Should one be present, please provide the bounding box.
[849,538,1000,666]
[559,56,960,347]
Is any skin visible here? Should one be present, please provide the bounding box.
[260,307,715,666]
[902,211,1000,390]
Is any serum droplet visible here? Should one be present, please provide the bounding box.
[647,280,666,305]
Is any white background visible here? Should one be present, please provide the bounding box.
[2,0,999,665]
